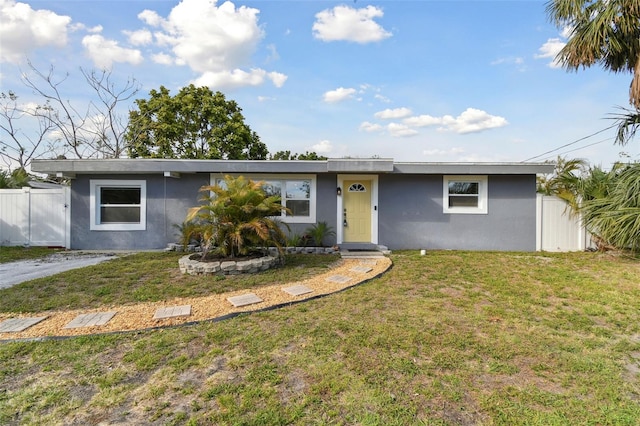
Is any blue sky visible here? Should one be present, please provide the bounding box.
[1,0,637,168]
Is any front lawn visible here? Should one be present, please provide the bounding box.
[0,246,63,263]
[1,251,639,425]
[0,252,340,313]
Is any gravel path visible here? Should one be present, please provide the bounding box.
[0,256,392,340]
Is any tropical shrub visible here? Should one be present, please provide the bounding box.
[185,175,289,258]
[580,163,640,252]
[305,221,335,247]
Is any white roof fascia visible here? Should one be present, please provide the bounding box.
[31,159,555,176]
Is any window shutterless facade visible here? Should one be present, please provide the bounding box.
[212,174,316,223]
[90,180,147,230]
[443,175,488,214]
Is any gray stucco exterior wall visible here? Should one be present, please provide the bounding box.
[70,174,208,250]
[67,170,536,251]
[70,173,339,250]
[378,174,537,251]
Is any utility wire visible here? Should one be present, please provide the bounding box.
[537,137,613,161]
[521,123,617,162]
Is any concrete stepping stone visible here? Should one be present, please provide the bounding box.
[63,311,116,329]
[282,284,314,296]
[227,293,263,307]
[0,316,48,333]
[359,259,378,266]
[350,265,373,274]
[326,275,351,284]
[153,305,191,320]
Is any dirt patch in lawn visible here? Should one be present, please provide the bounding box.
[0,257,391,340]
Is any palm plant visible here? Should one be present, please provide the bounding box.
[0,168,31,189]
[305,221,335,247]
[546,0,640,145]
[185,175,289,259]
[537,157,587,213]
[580,163,640,252]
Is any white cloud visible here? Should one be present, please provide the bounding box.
[192,68,287,90]
[437,108,508,134]
[152,52,174,65]
[124,29,152,46]
[535,37,565,68]
[323,87,357,103]
[402,109,508,134]
[560,25,573,39]
[82,34,143,68]
[359,121,384,133]
[311,140,333,153]
[423,147,465,157]
[491,56,526,71]
[387,122,418,137]
[269,72,288,88]
[71,23,102,33]
[374,93,391,103]
[134,0,285,89]
[0,0,72,63]
[265,43,279,62]
[374,107,412,120]
[138,9,162,27]
[313,5,392,43]
[403,114,442,127]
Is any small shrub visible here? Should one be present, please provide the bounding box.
[305,222,335,247]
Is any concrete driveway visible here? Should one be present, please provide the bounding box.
[0,252,117,289]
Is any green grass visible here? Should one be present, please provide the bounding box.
[0,252,340,313]
[1,251,639,425]
[0,246,64,263]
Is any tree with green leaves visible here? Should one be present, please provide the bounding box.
[269,150,328,160]
[537,156,588,211]
[546,0,640,145]
[126,85,268,160]
[185,175,289,259]
[0,168,31,189]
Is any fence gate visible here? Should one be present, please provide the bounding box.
[536,194,592,252]
[0,187,70,248]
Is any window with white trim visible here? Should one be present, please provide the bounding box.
[213,174,316,223]
[443,175,488,214]
[90,180,147,230]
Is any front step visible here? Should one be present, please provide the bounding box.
[339,243,391,258]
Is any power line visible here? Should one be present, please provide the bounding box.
[521,123,617,162]
[538,137,613,161]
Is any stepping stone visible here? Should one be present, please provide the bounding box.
[63,312,116,329]
[0,316,48,333]
[153,305,191,320]
[282,284,314,296]
[350,265,373,274]
[227,293,263,307]
[359,259,378,266]
[326,275,351,284]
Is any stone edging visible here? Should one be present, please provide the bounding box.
[179,254,282,275]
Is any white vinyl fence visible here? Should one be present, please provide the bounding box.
[536,194,593,252]
[0,187,70,248]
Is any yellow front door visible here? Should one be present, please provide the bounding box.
[343,180,371,242]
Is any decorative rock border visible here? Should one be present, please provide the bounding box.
[167,243,338,255]
[179,254,283,276]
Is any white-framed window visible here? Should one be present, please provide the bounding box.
[90,180,147,230]
[212,174,316,223]
[443,175,488,214]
